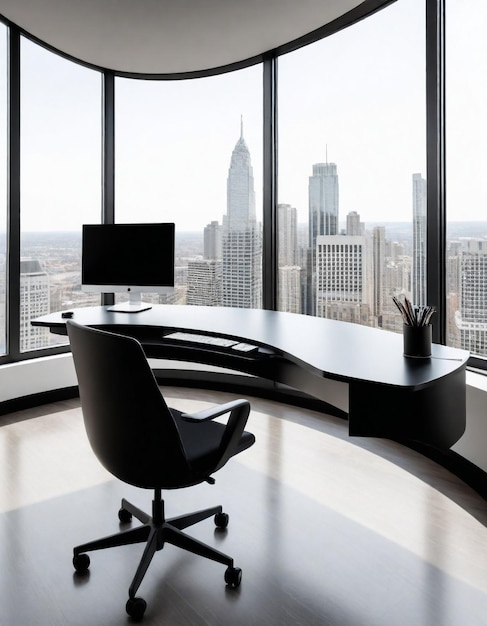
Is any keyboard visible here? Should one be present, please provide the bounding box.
[164,332,259,353]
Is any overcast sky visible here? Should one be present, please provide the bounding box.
[1,0,486,232]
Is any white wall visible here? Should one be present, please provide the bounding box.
[0,354,77,402]
[452,371,487,473]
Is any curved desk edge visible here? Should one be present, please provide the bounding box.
[32,305,468,449]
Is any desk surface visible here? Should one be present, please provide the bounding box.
[32,305,469,391]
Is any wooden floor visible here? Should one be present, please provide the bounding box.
[0,387,486,625]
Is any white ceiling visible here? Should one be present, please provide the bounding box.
[0,0,367,74]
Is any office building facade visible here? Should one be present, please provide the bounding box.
[278,266,301,313]
[20,259,50,351]
[455,238,487,355]
[187,259,222,306]
[316,235,366,320]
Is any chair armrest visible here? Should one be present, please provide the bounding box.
[181,399,250,422]
[182,399,252,472]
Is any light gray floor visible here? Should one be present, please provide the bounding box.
[0,388,485,625]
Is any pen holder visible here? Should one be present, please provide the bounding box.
[403,324,432,358]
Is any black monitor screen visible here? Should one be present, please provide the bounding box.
[81,223,175,291]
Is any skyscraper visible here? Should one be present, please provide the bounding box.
[455,238,487,355]
[278,203,298,267]
[412,173,427,306]
[371,226,386,320]
[222,121,262,308]
[20,258,50,350]
[278,204,301,313]
[307,160,339,313]
[316,235,366,321]
[346,211,363,236]
[309,161,339,244]
[278,266,301,313]
[187,259,222,306]
[204,221,222,260]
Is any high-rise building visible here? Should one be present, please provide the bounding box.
[307,161,339,314]
[309,162,339,243]
[455,238,487,355]
[446,242,462,348]
[278,266,301,313]
[371,226,386,320]
[222,122,262,308]
[346,210,363,236]
[187,259,222,306]
[204,221,222,260]
[277,203,301,313]
[412,173,427,306]
[278,203,298,267]
[20,259,50,351]
[316,235,366,319]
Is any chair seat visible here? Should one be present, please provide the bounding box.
[172,408,255,476]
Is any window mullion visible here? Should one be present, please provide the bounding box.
[262,54,278,311]
[426,0,446,344]
[7,25,21,359]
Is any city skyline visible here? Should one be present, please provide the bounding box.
[11,214,487,355]
[2,122,486,355]
[7,217,487,237]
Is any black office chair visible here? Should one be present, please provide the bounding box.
[66,320,255,621]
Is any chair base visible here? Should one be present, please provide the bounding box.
[73,489,241,611]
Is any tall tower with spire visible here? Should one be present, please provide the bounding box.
[222,120,262,308]
[307,155,339,314]
[309,160,339,247]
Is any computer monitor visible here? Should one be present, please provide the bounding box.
[81,223,175,313]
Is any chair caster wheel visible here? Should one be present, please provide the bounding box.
[73,553,90,572]
[224,566,242,588]
[118,507,133,523]
[126,597,147,621]
[214,512,229,529]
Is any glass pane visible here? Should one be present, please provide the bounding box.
[115,66,262,309]
[20,38,101,351]
[446,0,487,361]
[278,0,425,333]
[0,25,6,355]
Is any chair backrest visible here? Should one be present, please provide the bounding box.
[67,320,189,489]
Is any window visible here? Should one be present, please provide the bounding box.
[115,66,263,308]
[20,37,101,351]
[0,2,484,373]
[445,0,487,362]
[277,0,426,331]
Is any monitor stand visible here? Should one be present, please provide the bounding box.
[107,292,152,314]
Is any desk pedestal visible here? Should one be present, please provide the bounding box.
[349,367,466,448]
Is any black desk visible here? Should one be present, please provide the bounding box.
[32,305,469,449]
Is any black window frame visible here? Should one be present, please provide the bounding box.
[1,0,485,372]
